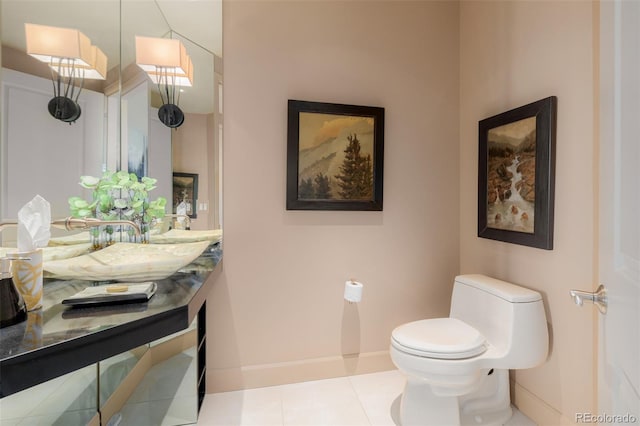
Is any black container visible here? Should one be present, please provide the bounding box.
[0,258,27,329]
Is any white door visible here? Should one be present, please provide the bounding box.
[598,0,640,419]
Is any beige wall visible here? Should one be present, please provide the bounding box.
[213,1,597,422]
[209,0,460,391]
[172,112,213,230]
[459,1,597,424]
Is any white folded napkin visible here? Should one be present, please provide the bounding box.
[17,195,51,251]
[176,201,187,226]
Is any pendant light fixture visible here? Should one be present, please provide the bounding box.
[135,35,193,128]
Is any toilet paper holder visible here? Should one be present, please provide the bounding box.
[344,278,363,303]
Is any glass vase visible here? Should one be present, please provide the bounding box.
[122,218,150,244]
[90,224,116,251]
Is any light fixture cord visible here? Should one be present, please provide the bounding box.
[176,77,181,106]
[171,72,176,106]
[67,60,77,101]
[155,66,166,105]
[50,59,60,98]
[164,67,171,104]
[61,58,72,101]
[73,67,85,103]
[155,66,181,108]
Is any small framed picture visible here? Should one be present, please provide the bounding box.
[286,100,385,211]
[172,172,198,219]
[478,96,557,250]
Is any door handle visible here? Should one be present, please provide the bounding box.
[569,284,607,314]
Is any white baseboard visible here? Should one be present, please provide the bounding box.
[513,381,575,425]
[208,350,395,393]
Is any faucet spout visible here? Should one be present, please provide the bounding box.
[51,217,141,236]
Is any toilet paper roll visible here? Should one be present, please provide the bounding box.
[344,280,363,303]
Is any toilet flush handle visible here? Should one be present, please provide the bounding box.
[569,284,607,315]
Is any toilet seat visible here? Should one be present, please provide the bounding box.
[391,318,487,359]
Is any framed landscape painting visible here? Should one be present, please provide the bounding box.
[286,100,385,211]
[172,172,198,219]
[478,96,557,250]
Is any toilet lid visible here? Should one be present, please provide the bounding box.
[391,318,487,359]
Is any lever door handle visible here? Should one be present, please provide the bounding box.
[569,284,607,314]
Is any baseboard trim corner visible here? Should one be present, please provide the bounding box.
[513,381,575,425]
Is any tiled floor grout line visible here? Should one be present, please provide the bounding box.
[196,371,535,426]
[280,386,285,426]
[347,376,373,426]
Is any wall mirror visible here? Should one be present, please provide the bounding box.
[0,0,222,245]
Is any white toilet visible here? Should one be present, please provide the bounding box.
[390,274,548,426]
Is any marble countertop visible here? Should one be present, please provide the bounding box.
[0,243,222,398]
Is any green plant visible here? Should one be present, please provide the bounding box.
[68,170,167,223]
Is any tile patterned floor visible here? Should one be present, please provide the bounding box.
[0,354,536,426]
[197,369,537,426]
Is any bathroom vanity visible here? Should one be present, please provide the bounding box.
[0,1,223,422]
[0,242,221,424]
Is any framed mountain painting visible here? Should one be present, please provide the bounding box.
[286,100,385,211]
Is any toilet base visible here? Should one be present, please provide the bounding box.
[400,376,461,425]
[399,369,513,426]
[459,369,512,426]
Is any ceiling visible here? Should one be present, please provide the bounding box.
[1,0,222,114]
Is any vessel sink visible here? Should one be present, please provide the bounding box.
[47,232,91,246]
[43,240,211,282]
[149,229,222,244]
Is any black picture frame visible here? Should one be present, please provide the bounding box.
[172,172,198,219]
[478,96,557,250]
[287,100,384,211]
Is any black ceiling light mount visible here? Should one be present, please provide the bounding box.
[156,67,185,128]
[158,103,184,128]
[47,59,83,124]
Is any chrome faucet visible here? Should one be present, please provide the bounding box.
[1,217,141,236]
[164,214,191,230]
[51,217,141,236]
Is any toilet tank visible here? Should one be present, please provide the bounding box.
[449,274,548,368]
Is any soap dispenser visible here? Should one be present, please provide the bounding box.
[0,256,27,329]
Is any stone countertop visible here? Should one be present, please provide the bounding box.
[0,243,222,398]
